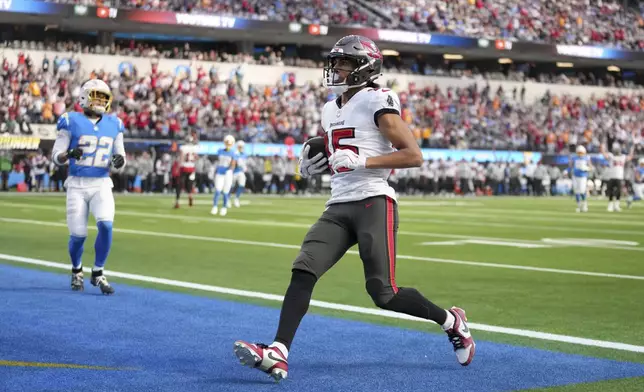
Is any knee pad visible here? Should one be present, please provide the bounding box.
[366,278,396,308]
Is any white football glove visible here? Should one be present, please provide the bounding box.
[329,149,366,172]
[298,145,328,178]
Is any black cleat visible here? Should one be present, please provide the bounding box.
[71,271,84,291]
[91,273,115,295]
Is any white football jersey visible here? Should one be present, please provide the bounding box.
[180,144,199,171]
[321,88,400,205]
[605,153,626,179]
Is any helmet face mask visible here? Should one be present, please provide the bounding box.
[80,79,112,116]
[323,35,383,95]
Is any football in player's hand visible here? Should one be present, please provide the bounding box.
[304,136,327,160]
[303,136,330,174]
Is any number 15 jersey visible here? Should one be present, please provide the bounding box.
[321,88,400,206]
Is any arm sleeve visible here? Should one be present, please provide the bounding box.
[51,130,71,166]
[368,89,401,127]
[113,132,127,169]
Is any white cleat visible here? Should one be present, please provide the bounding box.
[607,203,614,212]
[445,307,476,366]
[233,198,241,208]
[575,207,581,213]
[220,208,228,216]
[210,206,218,215]
[614,204,622,212]
[581,203,588,213]
[233,341,288,382]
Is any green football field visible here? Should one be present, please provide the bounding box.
[0,192,643,391]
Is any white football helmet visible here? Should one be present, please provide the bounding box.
[224,135,236,149]
[236,140,245,153]
[79,79,112,115]
[576,145,586,156]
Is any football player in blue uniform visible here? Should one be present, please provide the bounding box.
[51,79,126,295]
[570,145,591,212]
[210,135,236,216]
[232,140,248,208]
[634,158,644,202]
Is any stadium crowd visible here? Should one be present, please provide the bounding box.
[43,0,644,48]
[2,49,644,153]
[4,38,641,87]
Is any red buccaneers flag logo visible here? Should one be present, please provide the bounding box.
[360,40,382,60]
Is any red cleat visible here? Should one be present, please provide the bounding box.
[233,341,288,382]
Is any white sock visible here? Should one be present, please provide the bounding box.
[270,342,289,359]
[92,267,104,273]
[441,310,455,331]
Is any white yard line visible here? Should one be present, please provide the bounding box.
[2,201,644,241]
[1,217,643,281]
[0,252,642,354]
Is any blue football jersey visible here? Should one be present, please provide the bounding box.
[216,148,236,175]
[636,167,644,183]
[234,152,248,173]
[572,156,590,178]
[57,112,124,178]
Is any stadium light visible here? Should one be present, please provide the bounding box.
[607,65,620,72]
[556,62,574,68]
[443,54,463,60]
[498,58,512,64]
[381,49,400,56]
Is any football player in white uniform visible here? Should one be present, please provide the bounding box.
[601,142,634,212]
[51,79,126,295]
[175,132,199,209]
[232,140,248,208]
[233,35,474,382]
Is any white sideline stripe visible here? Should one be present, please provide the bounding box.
[3,202,644,250]
[0,253,643,354]
[2,217,644,281]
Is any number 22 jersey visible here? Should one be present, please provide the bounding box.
[321,88,400,206]
[53,112,126,188]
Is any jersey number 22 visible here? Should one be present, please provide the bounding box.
[76,135,114,167]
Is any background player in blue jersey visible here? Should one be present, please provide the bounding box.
[634,158,644,202]
[232,140,248,208]
[51,79,126,295]
[210,135,237,216]
[570,145,591,212]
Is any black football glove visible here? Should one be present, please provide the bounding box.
[67,148,83,160]
[111,154,125,169]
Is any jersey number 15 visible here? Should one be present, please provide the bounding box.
[76,135,114,167]
[325,128,358,174]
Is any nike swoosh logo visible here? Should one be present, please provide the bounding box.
[462,323,469,334]
[267,352,287,364]
[365,203,373,208]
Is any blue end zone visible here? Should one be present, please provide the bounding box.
[1,264,643,392]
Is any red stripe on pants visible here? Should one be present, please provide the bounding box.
[386,197,398,294]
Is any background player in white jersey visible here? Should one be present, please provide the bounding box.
[211,135,236,216]
[175,132,199,209]
[570,145,591,212]
[233,35,474,382]
[51,79,126,295]
[232,140,248,208]
[31,149,50,192]
[601,142,634,212]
